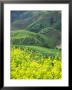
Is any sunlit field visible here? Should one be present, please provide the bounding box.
[10,46,61,79]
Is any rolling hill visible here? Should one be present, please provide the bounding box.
[11,11,61,48]
[11,28,61,48]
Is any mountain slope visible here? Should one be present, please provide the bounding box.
[11,29,61,48]
[11,11,61,48]
[11,11,61,31]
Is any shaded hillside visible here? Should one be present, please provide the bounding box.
[11,11,61,31]
[11,11,42,30]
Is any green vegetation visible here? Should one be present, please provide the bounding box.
[10,11,62,79]
[11,29,61,48]
[11,45,61,57]
[11,11,61,31]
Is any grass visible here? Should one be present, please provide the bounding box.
[11,29,61,48]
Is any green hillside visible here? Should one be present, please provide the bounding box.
[11,29,61,48]
[11,11,61,48]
